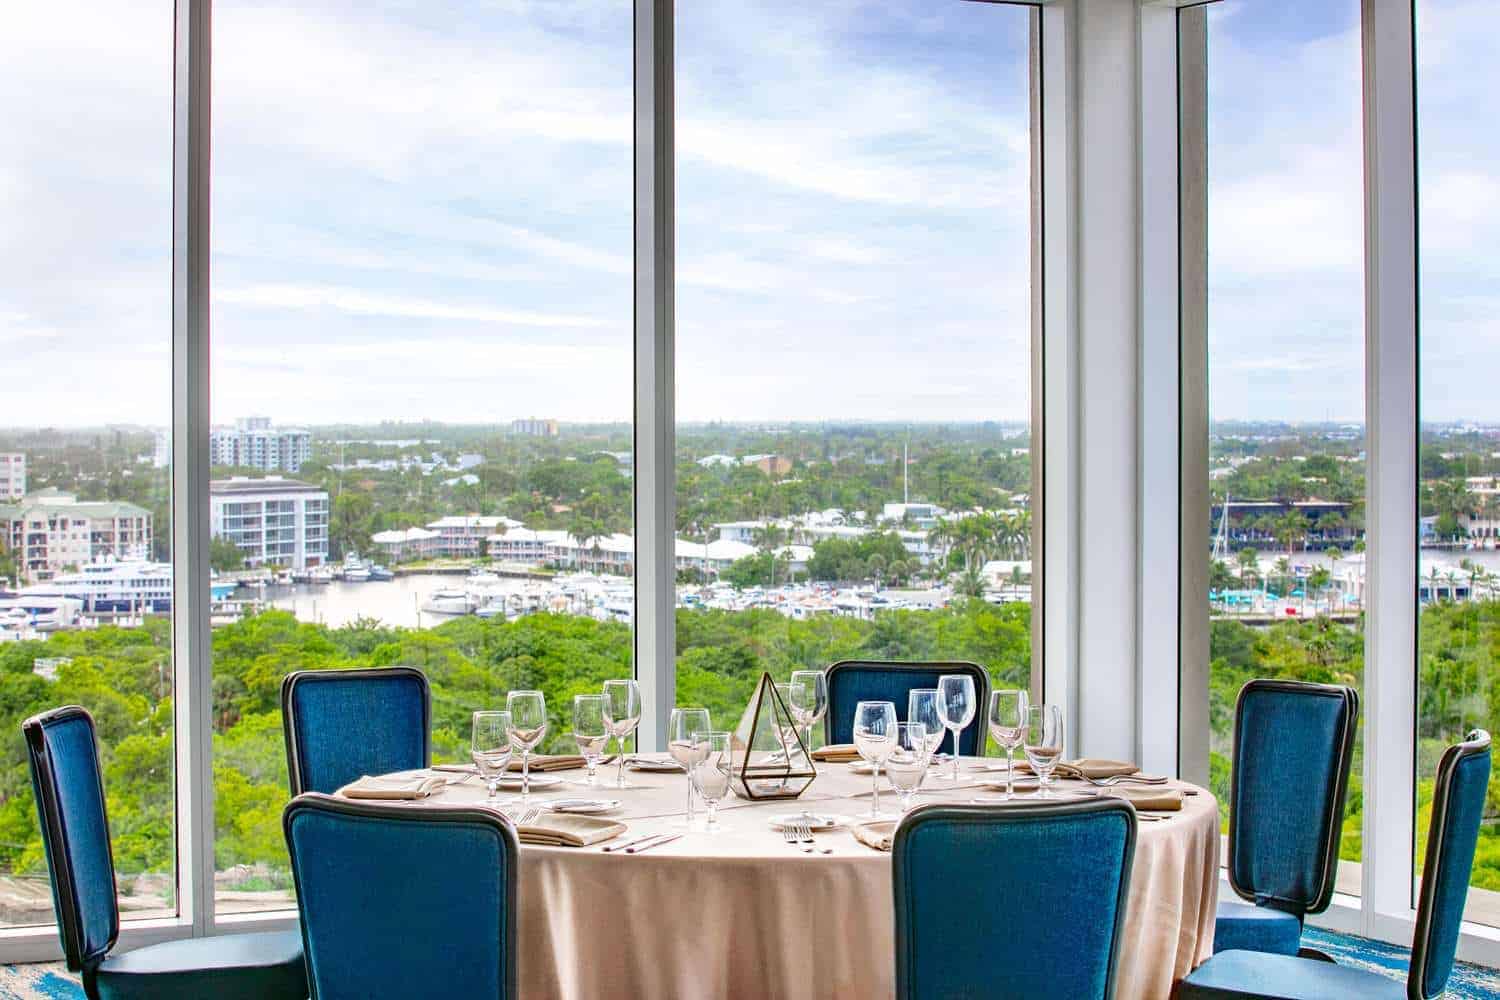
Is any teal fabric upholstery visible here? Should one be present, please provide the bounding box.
[1180,730,1490,1000]
[1219,680,1357,956]
[1213,899,1302,957]
[826,661,990,756]
[892,801,1136,1000]
[285,793,518,1000]
[23,706,307,1000]
[88,931,307,1000]
[1178,949,1406,1000]
[281,667,430,795]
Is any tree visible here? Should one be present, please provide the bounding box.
[1236,547,1260,585]
[331,492,375,559]
[210,537,247,574]
[752,523,788,588]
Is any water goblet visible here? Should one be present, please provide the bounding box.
[988,689,1029,800]
[470,710,514,802]
[668,707,711,825]
[936,674,977,782]
[691,732,733,832]
[506,690,547,803]
[908,689,946,757]
[1024,704,1065,797]
[572,694,609,785]
[852,700,898,818]
[886,721,933,813]
[789,669,829,750]
[602,678,642,789]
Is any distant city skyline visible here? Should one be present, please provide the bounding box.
[2,1,1495,428]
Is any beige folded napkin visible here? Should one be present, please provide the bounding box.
[1015,758,1139,780]
[337,774,446,800]
[516,813,628,847]
[812,744,861,764]
[1108,786,1183,812]
[850,819,898,852]
[508,754,590,773]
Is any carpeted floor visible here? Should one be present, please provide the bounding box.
[2,928,1497,998]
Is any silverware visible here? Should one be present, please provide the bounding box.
[626,833,681,854]
[782,825,802,849]
[797,822,833,854]
[602,832,657,853]
[1080,774,1170,787]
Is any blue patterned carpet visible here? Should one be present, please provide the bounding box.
[2,928,1497,998]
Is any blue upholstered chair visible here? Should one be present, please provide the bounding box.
[1179,729,1491,1000]
[1215,679,1358,958]
[825,660,991,756]
[281,666,431,795]
[893,800,1137,1000]
[285,792,519,999]
[22,706,306,1000]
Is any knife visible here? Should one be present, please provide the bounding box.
[626,833,682,854]
[602,832,658,853]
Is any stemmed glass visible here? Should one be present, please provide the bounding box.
[988,689,1029,800]
[885,721,932,813]
[1024,704,1065,798]
[506,691,547,803]
[470,710,514,802]
[907,689,946,757]
[572,694,609,785]
[602,678,642,789]
[691,732,732,832]
[852,700,898,818]
[788,669,828,751]
[668,707,711,826]
[936,674,977,782]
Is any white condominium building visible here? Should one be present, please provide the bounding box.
[210,417,313,473]
[0,454,24,500]
[210,476,329,570]
[0,488,153,583]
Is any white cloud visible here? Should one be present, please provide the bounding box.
[216,284,607,329]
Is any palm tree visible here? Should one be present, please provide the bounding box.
[752,523,787,588]
[867,553,887,589]
[1236,546,1260,584]
[954,564,986,599]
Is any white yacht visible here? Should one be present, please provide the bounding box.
[21,560,173,614]
[422,589,475,615]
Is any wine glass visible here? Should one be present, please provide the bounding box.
[572,694,608,785]
[907,689,946,756]
[691,732,732,832]
[1024,704,1065,797]
[668,707,711,826]
[886,721,932,813]
[602,678,642,789]
[470,710,514,802]
[789,669,829,751]
[988,689,1029,800]
[852,700,898,817]
[936,674,977,783]
[506,690,547,803]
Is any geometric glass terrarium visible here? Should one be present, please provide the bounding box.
[728,672,817,801]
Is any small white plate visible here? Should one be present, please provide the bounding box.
[848,760,883,775]
[547,798,622,814]
[770,812,841,832]
[626,757,685,773]
[494,774,563,790]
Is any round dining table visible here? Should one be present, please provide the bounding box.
[387,756,1219,999]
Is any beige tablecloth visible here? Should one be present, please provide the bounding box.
[391,759,1218,999]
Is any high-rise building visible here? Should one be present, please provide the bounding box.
[210,476,330,569]
[210,417,313,472]
[0,454,24,500]
[0,488,153,582]
[510,417,559,438]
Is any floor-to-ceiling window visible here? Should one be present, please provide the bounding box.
[209,0,633,914]
[672,0,1037,733]
[1415,0,1500,927]
[0,2,177,928]
[1199,0,1367,887]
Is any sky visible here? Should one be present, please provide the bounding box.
[0,0,1494,428]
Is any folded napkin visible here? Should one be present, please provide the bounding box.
[850,820,898,852]
[337,774,446,800]
[508,754,590,773]
[516,813,628,847]
[812,744,862,764]
[1108,786,1183,812]
[1016,758,1139,780]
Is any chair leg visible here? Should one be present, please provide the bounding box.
[1296,946,1337,963]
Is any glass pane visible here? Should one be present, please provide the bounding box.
[674,1,1035,737]
[1201,0,1366,892]
[1415,0,1500,927]
[0,3,176,926]
[210,0,632,915]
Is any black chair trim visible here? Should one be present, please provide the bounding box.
[824,660,993,753]
[1226,678,1359,917]
[892,799,1138,1000]
[1408,728,1491,1000]
[280,666,432,796]
[21,705,120,971]
[283,793,519,1000]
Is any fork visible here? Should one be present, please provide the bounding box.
[797,822,833,854]
[1077,773,1169,787]
[783,825,804,850]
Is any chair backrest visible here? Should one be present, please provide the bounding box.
[1409,729,1491,1000]
[1227,679,1358,917]
[285,793,519,1000]
[21,706,119,971]
[281,667,431,795]
[825,660,991,756]
[892,800,1137,1000]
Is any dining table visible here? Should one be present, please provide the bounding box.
[379,756,1219,999]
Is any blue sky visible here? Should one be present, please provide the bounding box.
[0,0,1494,427]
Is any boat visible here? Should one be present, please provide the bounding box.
[341,554,370,582]
[422,589,475,615]
[0,595,83,631]
[308,566,334,585]
[368,564,394,581]
[20,560,173,614]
